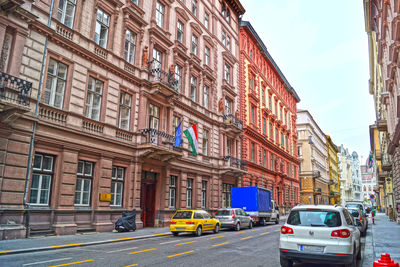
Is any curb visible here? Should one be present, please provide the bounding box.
[0,232,172,256]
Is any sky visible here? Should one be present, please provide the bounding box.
[241,0,376,163]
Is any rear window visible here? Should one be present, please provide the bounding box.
[216,209,231,216]
[348,209,360,217]
[346,204,363,211]
[287,210,342,227]
[173,211,193,219]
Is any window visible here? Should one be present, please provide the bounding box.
[149,103,160,145]
[169,175,177,208]
[94,9,110,48]
[192,35,198,55]
[226,9,230,23]
[192,0,197,16]
[175,65,182,92]
[264,149,267,168]
[75,160,93,206]
[204,13,209,29]
[187,178,193,208]
[294,167,297,178]
[276,127,279,144]
[202,180,207,209]
[111,166,124,206]
[251,105,255,124]
[222,183,232,208]
[281,132,284,147]
[57,0,76,28]
[124,29,136,64]
[30,154,54,205]
[44,58,67,109]
[190,76,197,102]
[250,77,253,90]
[262,89,265,105]
[203,129,209,155]
[222,3,230,22]
[251,142,255,162]
[152,48,162,69]
[250,50,253,60]
[270,123,273,139]
[270,154,274,170]
[119,91,131,130]
[177,21,184,43]
[275,102,277,115]
[224,64,230,83]
[286,136,289,151]
[222,31,226,46]
[203,86,209,109]
[269,95,272,109]
[173,115,181,137]
[156,1,165,28]
[226,36,231,50]
[287,210,341,227]
[131,0,138,4]
[221,3,226,17]
[85,77,103,121]
[204,46,210,66]
[225,98,232,114]
[280,107,282,121]
[227,138,232,156]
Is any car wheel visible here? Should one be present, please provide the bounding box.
[249,221,253,229]
[235,223,240,231]
[195,226,202,237]
[214,224,220,234]
[280,255,293,267]
[172,232,179,236]
[275,216,280,224]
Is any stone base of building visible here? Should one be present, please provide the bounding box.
[53,224,78,236]
[0,224,26,240]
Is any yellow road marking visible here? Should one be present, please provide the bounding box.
[124,265,137,267]
[212,242,229,247]
[177,241,198,245]
[128,248,157,255]
[251,229,261,231]
[167,250,194,258]
[50,259,94,267]
[0,251,12,254]
[154,233,170,236]
[265,226,272,228]
[275,229,281,232]
[233,231,245,234]
[241,236,253,240]
[210,235,224,239]
[260,232,271,236]
[112,237,136,241]
[52,243,87,248]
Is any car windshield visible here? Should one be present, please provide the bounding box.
[287,210,342,227]
[216,210,231,216]
[173,211,193,219]
[346,204,363,211]
[348,209,360,217]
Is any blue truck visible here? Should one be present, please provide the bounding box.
[231,186,280,225]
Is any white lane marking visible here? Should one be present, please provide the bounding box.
[23,258,72,266]
[160,239,182,245]
[106,247,138,254]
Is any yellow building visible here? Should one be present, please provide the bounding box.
[326,136,340,205]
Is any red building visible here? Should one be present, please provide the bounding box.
[239,21,300,213]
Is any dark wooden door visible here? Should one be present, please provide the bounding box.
[141,183,156,227]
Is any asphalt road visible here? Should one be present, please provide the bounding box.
[0,223,366,267]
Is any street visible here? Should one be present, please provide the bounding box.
[0,223,366,267]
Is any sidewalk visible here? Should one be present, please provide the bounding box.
[362,212,400,267]
[0,216,287,256]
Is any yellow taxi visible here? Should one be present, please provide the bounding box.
[170,210,221,237]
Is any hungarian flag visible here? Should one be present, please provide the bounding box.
[184,124,198,156]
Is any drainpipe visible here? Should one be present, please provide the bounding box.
[23,0,55,238]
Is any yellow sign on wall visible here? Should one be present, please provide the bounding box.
[100,193,111,202]
[386,178,393,194]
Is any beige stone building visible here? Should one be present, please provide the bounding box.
[326,135,340,205]
[0,0,246,239]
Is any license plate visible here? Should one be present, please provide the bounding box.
[300,245,324,253]
[176,228,185,231]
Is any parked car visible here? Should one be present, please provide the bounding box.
[345,202,368,230]
[347,207,366,236]
[279,205,361,267]
[215,208,253,230]
[169,210,220,237]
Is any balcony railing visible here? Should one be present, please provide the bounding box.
[0,72,32,107]
[147,60,179,93]
[382,153,392,171]
[223,114,243,131]
[139,128,183,152]
[222,156,248,171]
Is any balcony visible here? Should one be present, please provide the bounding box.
[147,60,179,98]
[220,156,247,177]
[382,154,392,171]
[0,72,32,123]
[223,114,243,134]
[137,128,183,162]
[377,118,388,132]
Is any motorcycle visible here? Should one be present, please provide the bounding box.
[115,209,136,232]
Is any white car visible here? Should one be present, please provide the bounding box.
[279,205,361,267]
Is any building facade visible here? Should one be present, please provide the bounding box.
[338,145,353,204]
[361,165,378,205]
[0,0,246,239]
[364,0,398,222]
[326,135,340,205]
[351,152,363,201]
[239,21,300,214]
[297,110,329,205]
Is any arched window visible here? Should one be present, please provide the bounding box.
[222,3,226,17]
[250,50,253,60]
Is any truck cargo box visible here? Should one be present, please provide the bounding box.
[231,187,271,212]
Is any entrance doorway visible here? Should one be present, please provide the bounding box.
[141,171,157,227]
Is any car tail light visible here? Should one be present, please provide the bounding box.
[170,222,177,224]
[360,216,363,223]
[186,222,195,224]
[331,229,351,238]
[232,209,235,219]
[281,226,294,234]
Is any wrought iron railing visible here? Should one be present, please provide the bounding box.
[147,60,179,92]
[0,72,32,106]
[223,114,243,130]
[222,156,248,171]
[140,128,183,152]
[382,153,392,166]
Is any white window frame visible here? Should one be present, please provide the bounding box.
[44,58,67,109]
[177,20,184,43]
[57,0,76,28]
[204,46,210,66]
[85,76,103,121]
[192,0,197,16]
[75,160,93,206]
[202,129,209,155]
[192,35,198,55]
[169,175,177,208]
[204,13,209,29]
[186,178,193,208]
[94,8,110,48]
[119,91,132,130]
[156,1,165,28]
[190,76,197,102]
[124,29,136,65]
[224,64,230,83]
[201,180,207,209]
[175,65,182,92]
[111,166,124,207]
[203,86,209,109]
[30,154,54,205]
